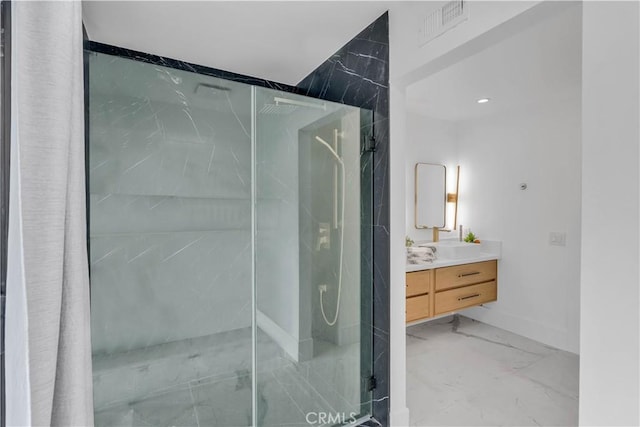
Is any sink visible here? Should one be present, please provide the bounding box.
[419,240,482,260]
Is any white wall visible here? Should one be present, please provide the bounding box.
[456,96,582,354]
[390,1,541,86]
[405,113,458,242]
[580,2,639,425]
[389,83,410,427]
[404,96,582,355]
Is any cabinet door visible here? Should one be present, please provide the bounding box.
[435,260,497,291]
[406,294,430,322]
[406,270,431,297]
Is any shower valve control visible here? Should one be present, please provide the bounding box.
[318,284,328,293]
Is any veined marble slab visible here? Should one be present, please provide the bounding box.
[406,315,578,427]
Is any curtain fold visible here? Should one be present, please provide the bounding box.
[7,1,93,426]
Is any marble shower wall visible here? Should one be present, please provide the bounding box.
[254,89,364,365]
[297,12,390,425]
[301,110,363,348]
[89,53,253,354]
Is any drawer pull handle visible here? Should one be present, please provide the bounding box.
[458,293,481,301]
[458,271,481,278]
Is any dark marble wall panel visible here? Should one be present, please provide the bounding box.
[86,41,300,93]
[297,12,390,427]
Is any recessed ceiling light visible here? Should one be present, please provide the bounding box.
[477,98,490,104]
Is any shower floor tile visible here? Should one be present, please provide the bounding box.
[95,386,199,427]
[130,387,199,427]
[94,328,362,427]
[190,375,252,427]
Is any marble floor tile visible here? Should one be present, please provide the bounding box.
[94,327,362,427]
[258,375,311,427]
[190,375,252,427]
[299,340,361,415]
[269,364,335,418]
[407,315,579,427]
[130,386,199,427]
[517,351,579,400]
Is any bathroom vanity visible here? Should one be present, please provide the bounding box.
[406,242,501,323]
[409,160,500,323]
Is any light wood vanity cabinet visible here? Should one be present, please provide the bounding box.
[435,261,496,291]
[406,260,497,323]
[406,270,432,322]
[406,294,430,322]
[434,280,497,315]
[406,270,431,297]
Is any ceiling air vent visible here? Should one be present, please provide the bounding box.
[418,0,469,46]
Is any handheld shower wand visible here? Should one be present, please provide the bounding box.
[314,132,345,327]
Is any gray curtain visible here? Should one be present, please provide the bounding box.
[6,1,93,426]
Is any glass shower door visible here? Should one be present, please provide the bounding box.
[87,50,374,427]
[253,87,373,426]
[88,52,255,426]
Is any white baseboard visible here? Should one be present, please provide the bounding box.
[256,309,299,362]
[463,305,578,354]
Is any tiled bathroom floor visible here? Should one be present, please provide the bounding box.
[93,328,361,427]
[407,315,579,427]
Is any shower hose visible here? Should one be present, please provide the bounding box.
[313,135,345,327]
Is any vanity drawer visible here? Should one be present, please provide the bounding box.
[434,280,497,315]
[406,270,431,297]
[406,294,430,322]
[435,260,497,291]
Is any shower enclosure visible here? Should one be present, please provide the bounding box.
[87,50,374,426]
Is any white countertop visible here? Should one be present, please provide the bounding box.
[406,240,502,272]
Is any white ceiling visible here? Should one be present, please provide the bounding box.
[82,1,392,86]
[406,2,582,121]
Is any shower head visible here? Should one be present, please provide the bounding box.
[258,96,326,115]
[258,103,299,115]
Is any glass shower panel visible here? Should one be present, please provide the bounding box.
[88,51,374,427]
[254,88,372,426]
[88,52,254,426]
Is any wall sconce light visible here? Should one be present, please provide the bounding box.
[447,166,460,230]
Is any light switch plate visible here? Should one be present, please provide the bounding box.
[549,232,567,246]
